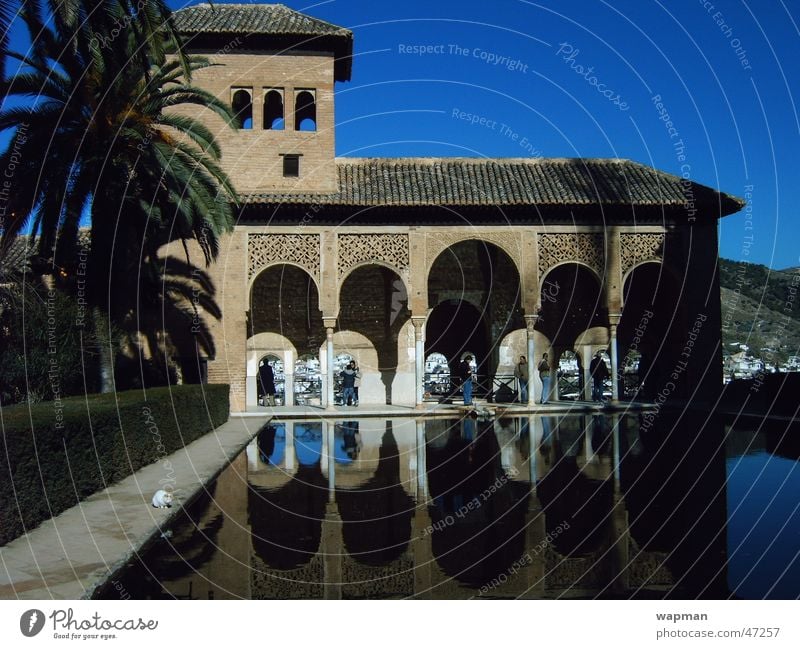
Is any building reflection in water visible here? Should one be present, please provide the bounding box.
[98,411,800,599]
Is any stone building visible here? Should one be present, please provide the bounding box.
[171,3,743,412]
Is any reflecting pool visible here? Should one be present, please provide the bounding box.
[97,412,800,599]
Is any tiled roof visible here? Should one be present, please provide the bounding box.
[173,3,352,38]
[244,157,744,216]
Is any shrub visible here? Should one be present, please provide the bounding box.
[0,384,229,546]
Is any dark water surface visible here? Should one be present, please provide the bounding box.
[98,412,800,599]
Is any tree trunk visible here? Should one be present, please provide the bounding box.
[93,306,115,393]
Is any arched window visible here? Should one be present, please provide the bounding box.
[263,88,284,130]
[424,352,450,397]
[231,88,253,129]
[294,355,321,405]
[295,89,317,131]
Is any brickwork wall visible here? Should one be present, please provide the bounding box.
[170,52,337,193]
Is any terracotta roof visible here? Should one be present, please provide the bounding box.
[173,3,352,38]
[173,3,353,80]
[243,157,744,217]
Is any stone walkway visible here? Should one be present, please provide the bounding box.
[0,415,270,600]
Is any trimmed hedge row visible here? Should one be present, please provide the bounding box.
[0,384,229,546]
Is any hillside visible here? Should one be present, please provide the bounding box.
[719,258,800,364]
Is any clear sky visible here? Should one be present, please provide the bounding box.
[193,0,797,270]
[5,1,800,269]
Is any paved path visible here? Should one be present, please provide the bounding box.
[0,415,270,600]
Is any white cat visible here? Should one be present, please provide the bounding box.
[151,489,173,508]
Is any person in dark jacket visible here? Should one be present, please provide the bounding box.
[259,360,276,406]
[589,351,609,402]
[458,355,474,405]
[341,361,358,406]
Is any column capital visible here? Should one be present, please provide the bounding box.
[524,313,539,334]
[608,312,622,327]
[411,315,426,334]
[323,317,337,331]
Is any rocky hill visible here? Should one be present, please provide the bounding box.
[719,258,800,364]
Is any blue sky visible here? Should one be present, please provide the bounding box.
[229,0,798,270]
[5,1,799,269]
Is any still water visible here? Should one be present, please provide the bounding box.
[98,412,800,599]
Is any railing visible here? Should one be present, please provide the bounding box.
[557,372,582,400]
[293,377,322,405]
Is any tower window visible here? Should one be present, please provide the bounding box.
[295,89,317,131]
[231,88,253,129]
[282,154,300,178]
[263,88,284,130]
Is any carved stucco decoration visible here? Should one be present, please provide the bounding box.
[537,232,604,278]
[248,233,321,282]
[337,233,410,279]
[424,231,524,274]
[620,232,665,275]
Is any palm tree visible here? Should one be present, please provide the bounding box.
[0,1,15,78]
[0,2,237,392]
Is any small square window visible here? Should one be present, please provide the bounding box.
[283,154,300,178]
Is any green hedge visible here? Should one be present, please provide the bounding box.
[0,384,229,546]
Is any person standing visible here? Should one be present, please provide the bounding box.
[352,362,361,406]
[514,355,529,403]
[589,351,609,402]
[538,353,551,404]
[259,360,276,406]
[341,361,357,406]
[458,355,474,405]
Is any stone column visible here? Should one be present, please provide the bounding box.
[325,420,336,501]
[581,346,593,401]
[604,227,622,404]
[524,315,538,406]
[323,317,336,409]
[283,349,294,406]
[412,316,426,408]
[415,420,428,500]
[609,315,621,402]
